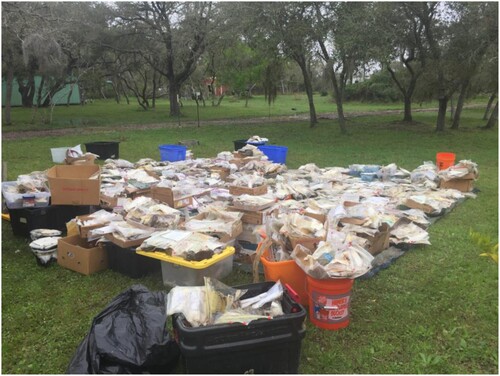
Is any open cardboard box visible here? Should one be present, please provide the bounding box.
[57,235,108,275]
[229,184,268,196]
[76,214,107,239]
[356,223,391,256]
[47,165,101,205]
[184,212,243,241]
[151,186,193,209]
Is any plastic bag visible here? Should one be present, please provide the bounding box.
[67,285,180,374]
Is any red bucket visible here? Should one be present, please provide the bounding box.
[307,276,354,330]
[436,152,456,170]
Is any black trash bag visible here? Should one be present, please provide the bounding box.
[67,285,180,374]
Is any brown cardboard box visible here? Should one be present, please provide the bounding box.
[209,166,230,181]
[151,186,193,208]
[47,165,101,205]
[100,194,118,209]
[403,198,436,215]
[228,206,276,225]
[76,214,107,239]
[304,211,327,224]
[357,223,391,256]
[439,178,474,192]
[185,212,243,240]
[104,233,151,248]
[288,234,325,252]
[57,235,108,275]
[229,184,268,196]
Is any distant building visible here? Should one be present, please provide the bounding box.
[202,78,229,96]
[2,76,81,107]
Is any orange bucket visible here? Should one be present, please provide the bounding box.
[261,248,308,306]
[307,275,354,330]
[436,152,456,170]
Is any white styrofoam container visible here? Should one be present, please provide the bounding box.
[136,247,235,287]
[1,181,51,209]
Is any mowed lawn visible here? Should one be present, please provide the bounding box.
[1,103,498,374]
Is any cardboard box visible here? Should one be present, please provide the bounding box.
[439,178,474,192]
[209,166,230,181]
[229,184,268,196]
[186,212,243,240]
[357,223,391,256]
[57,235,108,275]
[403,198,436,215]
[303,211,327,224]
[151,186,193,209]
[287,234,325,252]
[76,214,106,239]
[104,233,150,249]
[47,165,101,205]
[100,194,118,209]
[228,206,276,225]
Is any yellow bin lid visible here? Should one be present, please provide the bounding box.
[136,246,235,270]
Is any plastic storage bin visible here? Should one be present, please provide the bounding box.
[84,141,120,160]
[8,207,55,238]
[1,181,51,209]
[51,147,70,163]
[8,205,94,238]
[172,281,306,374]
[257,145,288,164]
[105,243,160,279]
[158,145,187,162]
[136,246,235,286]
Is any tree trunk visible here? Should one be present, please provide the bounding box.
[4,67,14,125]
[36,76,46,107]
[152,73,157,109]
[329,67,347,134]
[449,95,454,120]
[436,97,448,131]
[169,83,181,117]
[18,76,36,107]
[451,81,469,130]
[484,101,498,129]
[483,92,496,120]
[296,57,317,128]
[403,95,412,122]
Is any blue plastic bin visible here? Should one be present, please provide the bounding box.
[258,145,288,164]
[159,145,187,162]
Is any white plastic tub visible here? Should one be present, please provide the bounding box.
[51,147,70,163]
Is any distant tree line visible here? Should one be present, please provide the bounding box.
[2,1,498,131]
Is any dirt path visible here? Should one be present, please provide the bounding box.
[2,105,483,141]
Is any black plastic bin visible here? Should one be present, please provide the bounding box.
[8,207,54,237]
[105,242,161,279]
[7,205,95,238]
[84,141,120,160]
[172,281,306,374]
[233,139,267,151]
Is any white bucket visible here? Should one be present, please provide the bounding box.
[51,147,70,163]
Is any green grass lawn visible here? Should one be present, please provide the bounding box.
[1,105,498,374]
[2,93,488,132]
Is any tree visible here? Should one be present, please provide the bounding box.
[235,2,318,127]
[113,2,215,117]
[449,2,498,129]
[373,2,428,122]
[313,2,375,133]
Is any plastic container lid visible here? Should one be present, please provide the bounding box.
[29,237,61,251]
[136,246,235,269]
[30,229,63,241]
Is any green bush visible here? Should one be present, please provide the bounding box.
[344,72,401,103]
